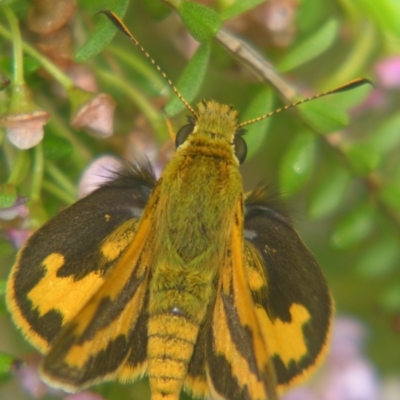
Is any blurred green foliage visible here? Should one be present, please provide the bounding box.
[1,0,400,399]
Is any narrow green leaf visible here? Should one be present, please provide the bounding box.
[0,240,14,257]
[378,182,400,212]
[307,166,351,219]
[164,42,211,117]
[380,283,400,312]
[0,279,6,316]
[358,0,400,36]
[298,97,349,133]
[344,142,381,176]
[0,352,14,377]
[23,56,40,76]
[220,0,265,21]
[279,131,316,197]
[75,0,130,62]
[355,237,400,278]
[366,113,400,155]
[241,89,274,160]
[330,203,375,250]
[177,1,222,42]
[141,0,171,20]
[279,19,339,72]
[0,280,5,296]
[0,0,17,5]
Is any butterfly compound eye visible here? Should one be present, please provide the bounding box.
[175,124,194,148]
[234,134,247,164]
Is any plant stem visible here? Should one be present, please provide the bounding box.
[30,142,44,202]
[3,6,24,85]
[0,23,74,90]
[45,161,77,200]
[7,149,29,185]
[42,180,76,205]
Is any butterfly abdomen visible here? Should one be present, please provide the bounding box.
[147,310,203,400]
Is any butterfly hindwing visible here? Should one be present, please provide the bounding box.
[243,188,333,393]
[6,162,156,353]
[205,199,278,400]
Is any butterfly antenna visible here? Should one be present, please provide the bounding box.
[98,10,197,118]
[237,78,373,129]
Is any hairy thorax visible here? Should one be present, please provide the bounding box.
[156,137,242,263]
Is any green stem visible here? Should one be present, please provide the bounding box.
[42,180,76,205]
[30,142,44,202]
[0,23,73,90]
[7,149,29,185]
[3,6,24,85]
[108,45,167,93]
[95,68,167,141]
[45,161,77,200]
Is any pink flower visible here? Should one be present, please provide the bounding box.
[374,57,400,89]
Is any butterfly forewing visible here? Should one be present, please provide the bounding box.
[6,162,155,355]
[40,182,161,391]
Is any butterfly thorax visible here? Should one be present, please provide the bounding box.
[146,101,244,399]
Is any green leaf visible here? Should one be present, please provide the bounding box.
[0,279,6,316]
[366,113,400,155]
[241,89,274,160]
[75,0,130,63]
[297,97,349,133]
[356,0,400,36]
[0,240,14,257]
[279,131,316,197]
[0,183,17,208]
[141,0,171,20]
[220,0,265,21]
[378,182,400,212]
[330,203,375,250]
[23,56,40,76]
[43,134,73,160]
[380,283,400,312]
[355,236,400,278]
[0,0,17,5]
[164,42,211,117]
[0,352,14,378]
[307,166,351,219]
[295,79,372,133]
[279,19,339,72]
[344,142,381,176]
[177,1,222,42]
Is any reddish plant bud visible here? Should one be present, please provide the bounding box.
[0,84,50,149]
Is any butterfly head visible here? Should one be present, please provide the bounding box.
[174,100,247,164]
